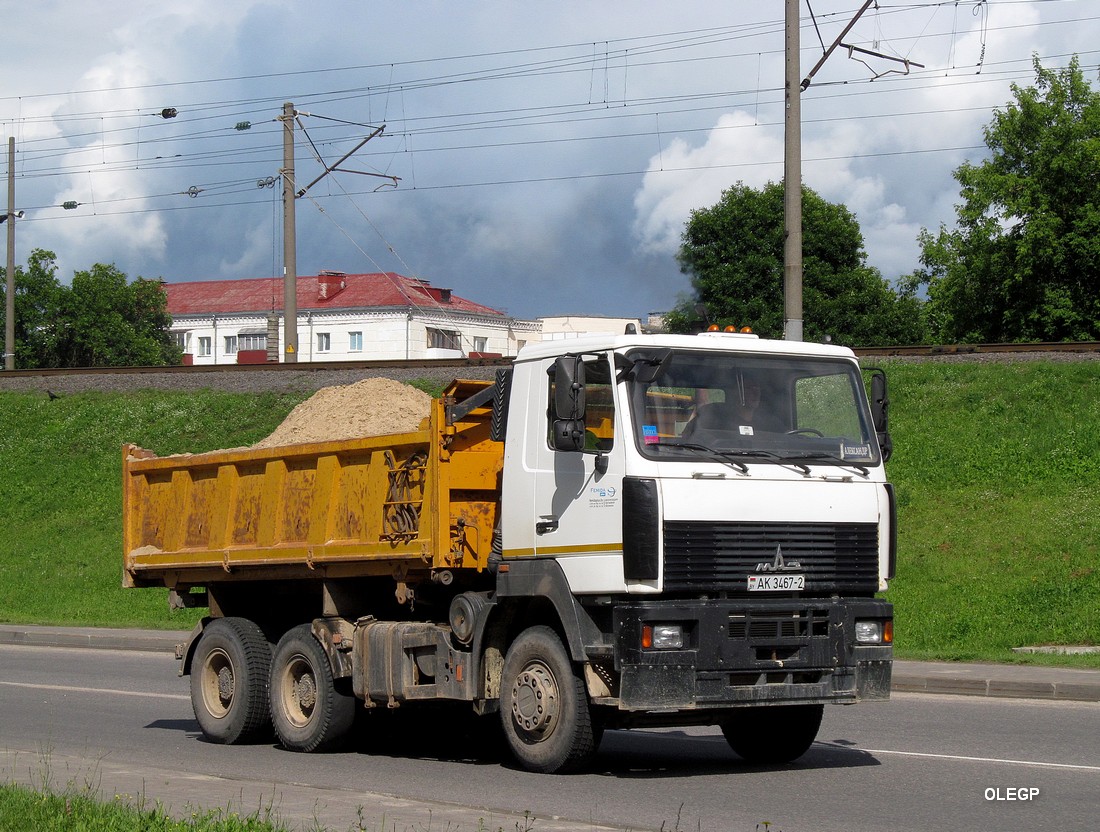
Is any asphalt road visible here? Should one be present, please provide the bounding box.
[2,643,1098,832]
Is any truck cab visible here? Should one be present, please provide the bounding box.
[492,332,893,768]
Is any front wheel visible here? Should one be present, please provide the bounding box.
[189,617,272,744]
[499,626,598,773]
[270,624,355,753]
[721,703,824,764]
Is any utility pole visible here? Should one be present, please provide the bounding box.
[5,137,15,371]
[784,0,917,342]
[280,102,299,363]
[783,0,803,342]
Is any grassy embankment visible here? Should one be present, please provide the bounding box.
[0,361,1097,664]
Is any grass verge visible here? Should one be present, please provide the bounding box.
[0,782,295,831]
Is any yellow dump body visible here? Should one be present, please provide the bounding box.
[123,380,502,590]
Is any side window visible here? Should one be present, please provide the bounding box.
[547,356,615,451]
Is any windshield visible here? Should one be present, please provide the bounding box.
[626,348,880,467]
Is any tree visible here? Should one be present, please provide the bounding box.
[915,56,1100,343]
[668,181,927,347]
[0,250,181,368]
[1,249,63,367]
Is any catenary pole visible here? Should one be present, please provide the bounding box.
[281,102,299,363]
[5,137,15,370]
[787,0,805,345]
[783,0,803,342]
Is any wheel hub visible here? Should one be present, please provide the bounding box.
[294,673,317,710]
[510,663,559,738]
[216,666,234,704]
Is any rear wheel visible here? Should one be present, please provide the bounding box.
[721,704,824,763]
[189,617,272,744]
[499,626,598,773]
[270,624,355,753]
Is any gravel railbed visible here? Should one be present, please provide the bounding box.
[0,365,503,397]
[868,351,1100,364]
[0,352,1095,398]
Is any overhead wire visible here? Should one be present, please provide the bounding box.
[290,118,488,347]
[3,3,1093,232]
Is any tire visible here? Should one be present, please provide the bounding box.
[189,617,273,744]
[499,625,598,773]
[721,704,824,764]
[269,624,355,753]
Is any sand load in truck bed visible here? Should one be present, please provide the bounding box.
[253,378,432,448]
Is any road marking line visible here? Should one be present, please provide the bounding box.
[858,747,1100,772]
[0,681,189,701]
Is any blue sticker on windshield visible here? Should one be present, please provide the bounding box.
[643,425,660,444]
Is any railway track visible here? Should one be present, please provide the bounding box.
[0,341,1096,387]
[0,355,513,380]
[855,341,1100,357]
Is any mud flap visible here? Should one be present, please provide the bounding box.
[857,660,892,700]
[620,664,697,709]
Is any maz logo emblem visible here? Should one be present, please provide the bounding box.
[755,545,802,573]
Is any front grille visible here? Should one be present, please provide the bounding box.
[728,608,831,640]
[663,521,879,594]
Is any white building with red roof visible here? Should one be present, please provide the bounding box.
[165,271,540,365]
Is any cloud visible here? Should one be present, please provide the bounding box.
[632,111,782,255]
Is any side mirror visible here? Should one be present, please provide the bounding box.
[552,419,587,452]
[552,356,587,452]
[554,355,586,419]
[868,369,892,462]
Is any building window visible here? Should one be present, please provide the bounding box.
[197,337,212,357]
[473,336,488,353]
[224,335,238,355]
[349,331,363,352]
[427,328,461,350]
[239,333,266,351]
[173,331,190,350]
[317,332,331,353]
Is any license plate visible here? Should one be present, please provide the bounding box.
[747,574,805,591]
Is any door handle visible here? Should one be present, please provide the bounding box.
[535,519,559,535]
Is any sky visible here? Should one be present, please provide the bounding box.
[2,1,1096,323]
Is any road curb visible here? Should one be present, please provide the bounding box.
[5,625,1100,703]
[0,625,186,654]
[891,659,1100,703]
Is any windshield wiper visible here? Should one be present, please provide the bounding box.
[723,448,812,476]
[656,441,749,474]
[783,451,870,477]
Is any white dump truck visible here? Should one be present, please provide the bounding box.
[123,331,895,772]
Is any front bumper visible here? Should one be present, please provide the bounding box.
[609,597,892,710]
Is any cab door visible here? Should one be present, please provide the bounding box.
[532,354,627,593]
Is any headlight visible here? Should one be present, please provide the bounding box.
[855,620,891,644]
[642,624,684,649]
